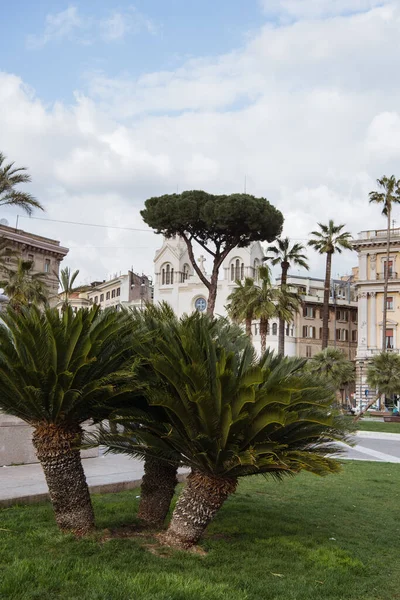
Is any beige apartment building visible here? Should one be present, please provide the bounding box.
[0,222,69,303]
[352,227,400,406]
[282,275,358,360]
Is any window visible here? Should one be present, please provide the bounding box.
[100,294,104,302]
[106,291,110,300]
[303,305,315,318]
[44,259,50,273]
[319,327,322,339]
[94,296,98,304]
[111,289,116,298]
[336,309,348,322]
[386,328,394,349]
[240,263,244,280]
[303,325,315,339]
[306,346,312,358]
[253,258,260,279]
[181,264,190,282]
[351,311,357,323]
[162,264,174,285]
[230,263,235,281]
[116,287,121,297]
[272,323,278,335]
[195,297,207,312]
[286,325,290,336]
[387,296,394,310]
[336,329,348,342]
[352,330,357,342]
[384,260,394,277]
[27,254,35,267]
[4,248,11,263]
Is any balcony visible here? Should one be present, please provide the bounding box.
[358,228,400,240]
[376,271,398,280]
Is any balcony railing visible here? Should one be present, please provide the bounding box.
[376,272,398,280]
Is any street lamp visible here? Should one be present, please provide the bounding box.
[359,360,364,414]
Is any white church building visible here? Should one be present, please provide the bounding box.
[153,235,298,356]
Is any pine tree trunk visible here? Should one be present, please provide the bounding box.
[322,253,332,349]
[32,423,94,535]
[382,211,391,351]
[161,470,237,549]
[137,457,178,528]
[207,268,218,316]
[278,262,289,355]
[260,317,268,354]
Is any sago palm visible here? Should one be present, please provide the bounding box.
[308,221,352,350]
[0,306,136,534]
[107,314,352,549]
[369,176,400,351]
[0,152,44,215]
[226,277,258,339]
[265,238,309,354]
[0,258,48,311]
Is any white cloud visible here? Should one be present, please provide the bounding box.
[260,0,385,20]
[27,6,83,48]
[27,5,157,48]
[4,1,400,284]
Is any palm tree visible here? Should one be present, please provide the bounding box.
[251,265,279,354]
[0,306,136,534]
[369,176,400,351]
[106,313,352,549]
[57,266,80,311]
[0,258,48,311]
[266,238,309,354]
[226,277,258,339]
[365,352,400,414]
[0,152,44,215]
[308,221,352,350]
[306,348,355,407]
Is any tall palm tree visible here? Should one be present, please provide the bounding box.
[308,221,352,350]
[226,277,258,339]
[0,306,136,534]
[57,266,80,311]
[0,258,48,311]
[369,176,400,351]
[266,238,309,354]
[251,265,279,354]
[0,152,44,215]
[106,313,352,549]
[306,348,355,407]
[274,285,302,355]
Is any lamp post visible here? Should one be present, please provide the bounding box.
[359,360,364,414]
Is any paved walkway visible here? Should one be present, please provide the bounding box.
[1,432,399,507]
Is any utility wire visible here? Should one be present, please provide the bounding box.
[17,215,153,233]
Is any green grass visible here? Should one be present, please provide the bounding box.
[358,420,400,433]
[1,462,400,600]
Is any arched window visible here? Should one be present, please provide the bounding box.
[181,264,190,282]
[165,264,171,285]
[272,323,278,335]
[162,268,165,285]
[253,258,260,279]
[231,263,235,281]
[171,268,174,285]
[235,259,240,280]
[162,263,174,285]
[240,263,244,280]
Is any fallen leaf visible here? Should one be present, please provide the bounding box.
[271,573,284,578]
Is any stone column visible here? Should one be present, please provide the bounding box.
[359,253,368,280]
[358,291,368,351]
[369,254,377,281]
[369,291,377,348]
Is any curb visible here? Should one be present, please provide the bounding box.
[0,473,188,508]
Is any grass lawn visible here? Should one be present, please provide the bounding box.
[1,462,400,600]
[358,420,400,434]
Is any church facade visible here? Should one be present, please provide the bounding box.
[153,235,298,356]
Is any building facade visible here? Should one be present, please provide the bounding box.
[0,223,69,304]
[153,236,357,359]
[352,227,400,406]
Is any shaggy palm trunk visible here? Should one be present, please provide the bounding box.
[278,262,289,355]
[382,211,391,351]
[322,252,332,349]
[137,457,178,528]
[32,423,94,535]
[245,314,252,339]
[161,470,237,549]
[260,317,268,354]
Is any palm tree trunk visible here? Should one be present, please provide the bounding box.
[278,263,289,355]
[245,313,253,339]
[32,423,94,535]
[137,457,178,528]
[160,470,237,549]
[322,253,332,350]
[260,317,268,354]
[382,210,391,351]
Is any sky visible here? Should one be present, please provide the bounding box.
[0,0,399,285]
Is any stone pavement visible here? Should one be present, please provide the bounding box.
[1,432,399,507]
